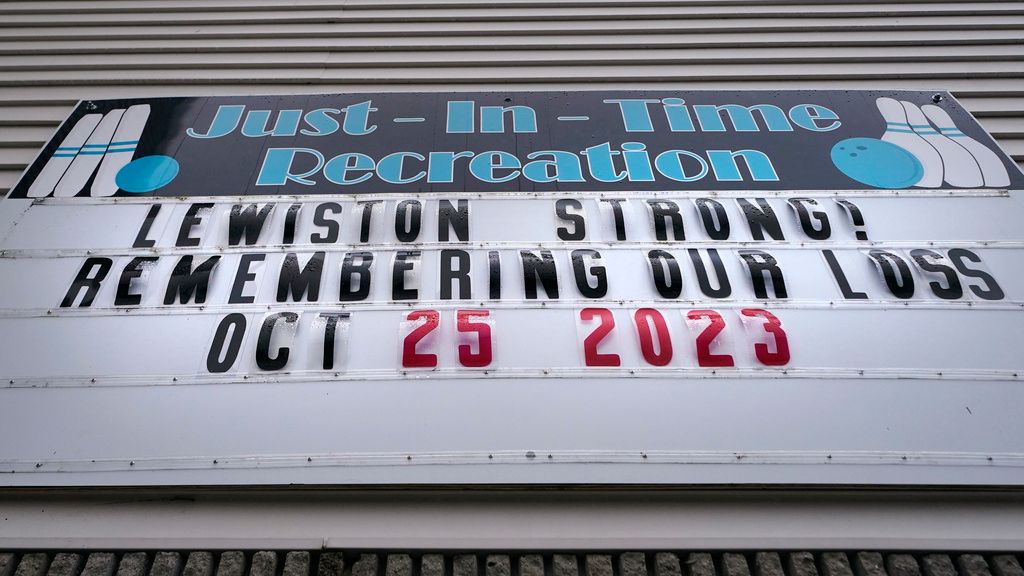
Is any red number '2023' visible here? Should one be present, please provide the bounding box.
[580,308,789,368]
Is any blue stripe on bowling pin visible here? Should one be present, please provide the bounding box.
[26,113,102,198]
[92,104,150,197]
[876,97,942,188]
[922,104,1011,188]
[54,108,125,197]
[900,100,982,188]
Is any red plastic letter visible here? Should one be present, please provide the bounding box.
[686,310,734,367]
[402,310,439,368]
[741,308,791,366]
[634,308,673,366]
[457,310,493,368]
[580,308,620,367]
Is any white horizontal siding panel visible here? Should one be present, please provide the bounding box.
[1000,139,1024,158]
[979,118,1024,138]
[2,30,1019,56]
[0,0,1013,12]
[0,79,1021,107]
[0,46,1020,71]
[959,98,1024,117]
[0,169,25,191]
[2,62,1021,86]
[0,106,68,126]
[0,126,54,147]
[1,3,1022,26]
[3,16,1022,41]
[0,148,38,170]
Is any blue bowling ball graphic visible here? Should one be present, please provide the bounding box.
[115,155,179,193]
[831,137,923,189]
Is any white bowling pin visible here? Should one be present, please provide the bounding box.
[875,97,942,188]
[91,104,150,197]
[54,109,125,198]
[901,100,982,188]
[27,113,102,198]
[921,104,1011,188]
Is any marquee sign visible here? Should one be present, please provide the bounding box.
[1,90,1023,487]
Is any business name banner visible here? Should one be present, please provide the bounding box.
[10,90,1022,198]
[1,90,1023,487]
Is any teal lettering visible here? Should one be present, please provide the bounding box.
[426,151,475,183]
[242,109,302,137]
[654,150,708,182]
[581,142,627,182]
[377,152,426,184]
[187,104,245,139]
[621,142,655,182]
[662,98,695,132]
[789,104,841,131]
[301,108,341,136]
[694,104,793,132]
[256,148,324,186]
[481,105,537,133]
[603,99,660,132]
[447,101,474,133]
[469,151,521,183]
[342,101,377,136]
[523,151,585,183]
[708,149,779,181]
[324,153,376,185]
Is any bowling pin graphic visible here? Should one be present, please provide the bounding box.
[901,100,983,188]
[875,97,942,188]
[54,108,125,197]
[26,113,102,198]
[921,104,1011,188]
[91,104,150,197]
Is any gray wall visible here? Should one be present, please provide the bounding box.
[0,0,1022,196]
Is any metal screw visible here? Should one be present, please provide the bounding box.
[932,93,944,103]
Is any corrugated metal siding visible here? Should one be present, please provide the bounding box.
[0,0,1021,195]
[3,551,1024,576]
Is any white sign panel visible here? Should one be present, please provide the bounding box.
[1,90,1023,486]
